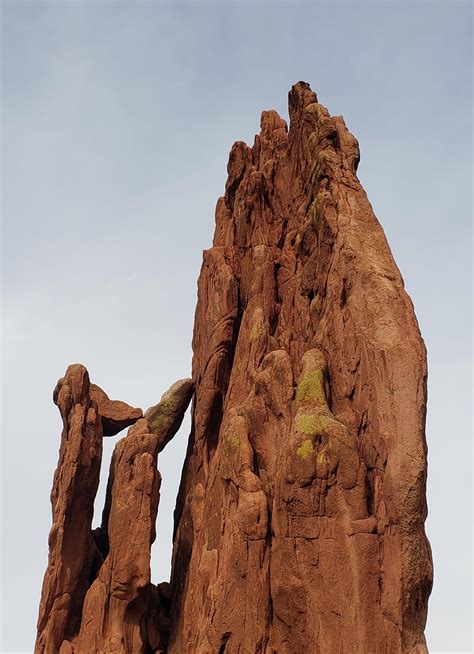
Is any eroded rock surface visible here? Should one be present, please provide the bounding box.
[35,365,143,654]
[35,369,192,654]
[168,82,432,653]
[90,384,142,436]
[70,379,193,654]
[36,82,432,654]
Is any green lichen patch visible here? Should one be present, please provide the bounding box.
[304,102,320,114]
[296,412,330,435]
[296,369,326,406]
[146,381,193,436]
[297,438,314,460]
[316,449,329,465]
[148,395,179,433]
[148,410,173,434]
[308,132,319,153]
[250,321,265,342]
[223,433,240,453]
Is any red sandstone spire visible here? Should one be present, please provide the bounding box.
[35,83,432,654]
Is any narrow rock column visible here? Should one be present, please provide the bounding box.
[35,365,142,654]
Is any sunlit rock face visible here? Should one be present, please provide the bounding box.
[168,82,432,654]
[35,83,432,654]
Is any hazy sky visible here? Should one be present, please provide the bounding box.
[1,2,472,652]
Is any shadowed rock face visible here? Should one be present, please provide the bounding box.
[168,82,432,653]
[36,82,431,654]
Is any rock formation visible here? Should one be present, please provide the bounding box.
[168,82,432,653]
[36,82,432,653]
[35,367,192,654]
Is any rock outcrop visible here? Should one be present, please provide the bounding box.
[35,365,143,654]
[168,82,432,653]
[36,82,432,653]
[35,368,192,654]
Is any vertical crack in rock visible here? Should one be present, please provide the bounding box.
[36,82,432,654]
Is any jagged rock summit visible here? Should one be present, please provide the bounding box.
[36,82,432,653]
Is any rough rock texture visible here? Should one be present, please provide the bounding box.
[35,365,143,654]
[168,82,432,653]
[36,82,432,654]
[35,368,192,654]
[90,384,142,437]
[69,379,193,654]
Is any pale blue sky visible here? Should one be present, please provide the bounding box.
[1,2,472,652]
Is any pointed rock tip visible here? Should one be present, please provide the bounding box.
[288,81,318,121]
[53,363,90,406]
[260,109,287,134]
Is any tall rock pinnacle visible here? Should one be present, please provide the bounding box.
[36,82,432,653]
[168,82,432,653]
